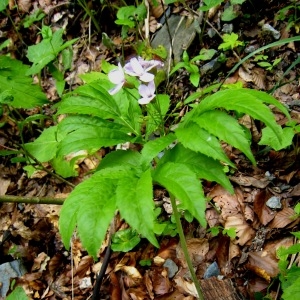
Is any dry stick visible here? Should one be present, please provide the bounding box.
[0,195,65,205]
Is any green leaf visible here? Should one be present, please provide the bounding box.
[146,94,170,137]
[117,168,158,247]
[153,162,207,227]
[230,0,246,4]
[195,110,255,164]
[97,150,141,171]
[25,126,58,162]
[176,122,235,167]
[200,0,223,11]
[111,228,141,252]
[170,62,189,75]
[57,116,132,156]
[0,0,8,12]
[190,72,200,87]
[141,134,176,167]
[26,28,64,75]
[51,155,78,178]
[221,6,239,21]
[0,56,48,108]
[281,271,300,300]
[218,33,244,50]
[59,169,120,258]
[23,9,45,28]
[190,49,217,62]
[157,144,233,193]
[259,126,294,150]
[185,88,286,143]
[7,287,29,300]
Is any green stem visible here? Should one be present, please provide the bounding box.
[0,195,65,205]
[169,194,204,300]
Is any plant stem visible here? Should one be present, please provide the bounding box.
[0,195,65,205]
[169,194,204,300]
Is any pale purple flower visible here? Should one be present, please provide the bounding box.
[108,63,125,95]
[138,80,156,105]
[137,57,164,70]
[124,57,155,82]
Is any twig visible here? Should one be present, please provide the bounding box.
[0,195,65,205]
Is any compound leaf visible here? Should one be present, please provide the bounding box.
[117,168,158,247]
[158,144,233,193]
[176,122,235,167]
[195,110,255,164]
[141,133,176,167]
[59,169,122,258]
[153,162,207,227]
[57,116,131,156]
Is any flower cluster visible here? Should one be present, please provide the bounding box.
[108,56,163,105]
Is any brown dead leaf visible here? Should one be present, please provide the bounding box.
[0,177,10,195]
[31,252,50,272]
[174,277,198,298]
[176,238,209,268]
[289,182,300,196]
[17,0,31,12]
[229,175,270,189]
[149,267,172,296]
[225,215,255,246]
[253,190,276,225]
[246,251,279,281]
[268,208,298,229]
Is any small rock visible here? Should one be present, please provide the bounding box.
[204,261,220,279]
[266,196,282,209]
[222,24,233,34]
[262,24,280,40]
[163,258,178,278]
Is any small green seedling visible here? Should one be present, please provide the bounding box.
[218,32,244,51]
[170,49,216,87]
[111,228,141,252]
[254,54,282,71]
[208,226,237,239]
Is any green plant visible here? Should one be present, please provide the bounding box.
[254,54,282,71]
[170,49,216,87]
[6,286,28,300]
[208,226,237,239]
[277,231,300,299]
[276,0,300,32]
[115,3,147,39]
[218,32,244,51]
[25,25,78,95]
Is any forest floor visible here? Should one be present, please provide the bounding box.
[0,0,300,299]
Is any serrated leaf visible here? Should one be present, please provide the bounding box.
[24,126,58,162]
[146,94,170,137]
[51,155,78,178]
[153,162,207,227]
[195,110,255,164]
[57,116,132,156]
[73,80,122,119]
[157,144,233,193]
[59,169,122,257]
[221,6,238,21]
[117,168,158,247]
[282,271,300,299]
[259,126,294,150]
[0,56,48,108]
[185,88,285,143]
[141,134,176,167]
[176,122,235,167]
